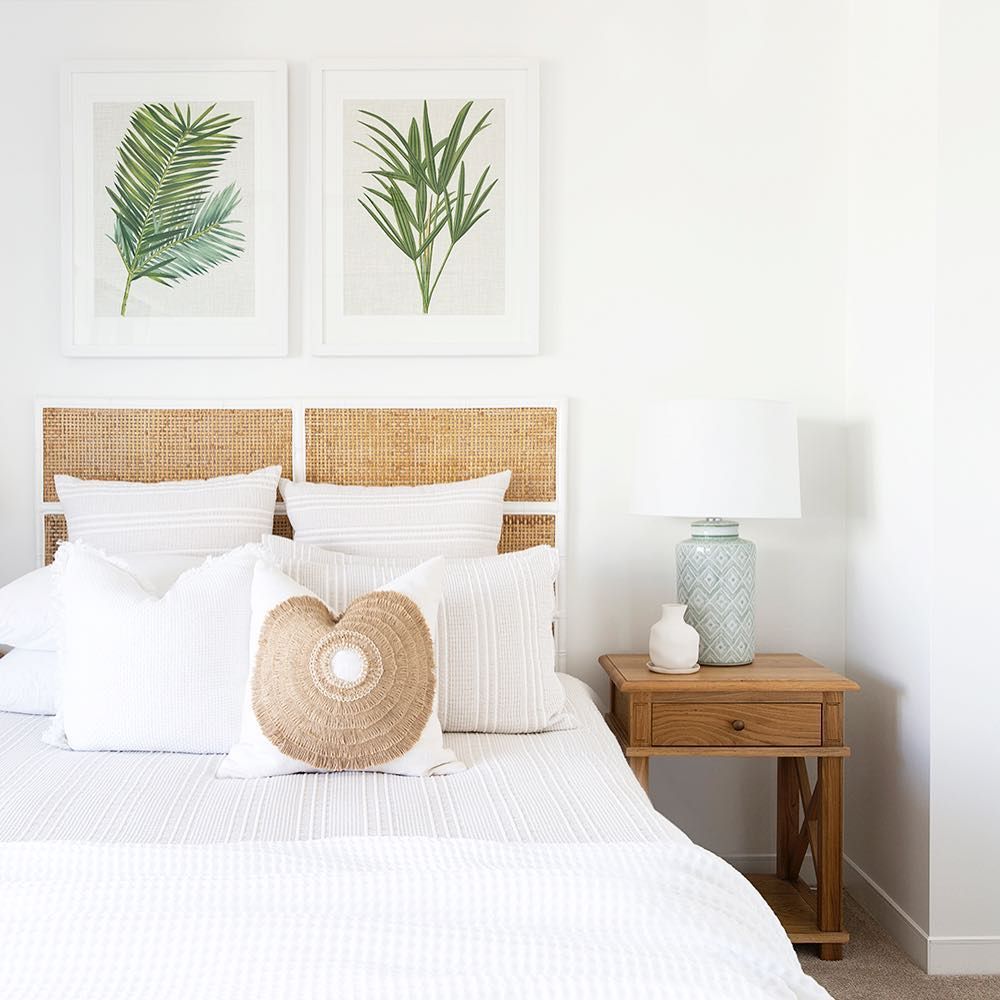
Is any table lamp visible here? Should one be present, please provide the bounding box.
[631,399,801,666]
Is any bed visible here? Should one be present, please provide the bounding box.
[0,400,830,999]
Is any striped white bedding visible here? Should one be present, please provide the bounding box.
[279,471,510,557]
[0,676,670,845]
[0,675,829,999]
[54,467,282,557]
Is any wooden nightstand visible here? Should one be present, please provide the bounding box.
[600,652,859,960]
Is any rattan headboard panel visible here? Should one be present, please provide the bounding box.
[498,514,556,553]
[41,407,294,502]
[304,407,557,502]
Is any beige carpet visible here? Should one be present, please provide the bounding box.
[798,896,1000,999]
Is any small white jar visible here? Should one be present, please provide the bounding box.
[648,603,701,674]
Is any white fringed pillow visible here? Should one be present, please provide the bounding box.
[261,536,572,734]
[279,470,511,557]
[46,543,256,753]
[0,555,206,652]
[217,558,462,778]
[55,465,282,556]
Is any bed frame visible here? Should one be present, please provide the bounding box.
[35,397,568,669]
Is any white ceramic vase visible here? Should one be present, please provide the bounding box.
[648,603,701,674]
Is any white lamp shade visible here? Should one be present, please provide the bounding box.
[631,399,801,519]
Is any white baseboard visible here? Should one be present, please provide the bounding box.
[927,937,1000,976]
[843,856,929,969]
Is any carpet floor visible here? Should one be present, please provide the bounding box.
[798,896,1000,999]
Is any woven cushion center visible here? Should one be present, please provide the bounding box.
[326,645,369,685]
[309,633,383,700]
[252,591,435,770]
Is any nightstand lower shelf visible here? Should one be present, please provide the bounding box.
[746,875,850,946]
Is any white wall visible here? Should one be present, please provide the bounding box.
[931,0,1000,972]
[843,0,936,955]
[845,0,1000,974]
[0,0,848,861]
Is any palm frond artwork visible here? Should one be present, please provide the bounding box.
[106,103,246,317]
[356,100,497,314]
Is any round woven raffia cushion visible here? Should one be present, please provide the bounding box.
[251,590,435,770]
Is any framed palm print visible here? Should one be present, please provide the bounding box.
[61,61,287,357]
[310,60,538,356]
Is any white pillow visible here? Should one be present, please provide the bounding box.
[47,543,256,753]
[279,470,511,557]
[218,559,463,778]
[261,536,572,734]
[0,555,205,652]
[55,465,282,556]
[0,648,57,715]
[0,566,58,650]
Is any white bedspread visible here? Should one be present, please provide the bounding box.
[0,677,671,844]
[0,675,829,999]
[0,836,830,1000]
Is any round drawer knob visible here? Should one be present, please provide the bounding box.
[732,719,746,732]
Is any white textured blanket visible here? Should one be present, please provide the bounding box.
[0,836,830,1000]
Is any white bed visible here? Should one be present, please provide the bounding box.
[0,401,830,999]
[0,676,829,999]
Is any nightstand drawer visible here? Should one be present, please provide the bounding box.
[650,703,822,747]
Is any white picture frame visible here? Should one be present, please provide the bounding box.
[61,60,288,357]
[309,60,539,356]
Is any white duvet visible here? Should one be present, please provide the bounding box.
[0,835,830,1000]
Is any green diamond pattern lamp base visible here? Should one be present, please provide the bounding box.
[676,521,756,666]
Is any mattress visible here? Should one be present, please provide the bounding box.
[0,675,679,846]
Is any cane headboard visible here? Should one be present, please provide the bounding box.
[37,398,567,664]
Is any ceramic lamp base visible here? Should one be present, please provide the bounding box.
[676,520,756,666]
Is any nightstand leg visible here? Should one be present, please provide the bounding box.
[776,758,799,879]
[817,756,844,960]
[629,755,649,794]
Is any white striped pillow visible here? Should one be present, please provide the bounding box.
[55,466,281,557]
[260,535,572,734]
[279,470,511,557]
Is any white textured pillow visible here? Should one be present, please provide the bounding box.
[0,566,58,650]
[279,470,511,557]
[0,649,57,715]
[47,543,256,753]
[0,555,206,652]
[218,559,463,778]
[55,465,282,556]
[261,536,572,734]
